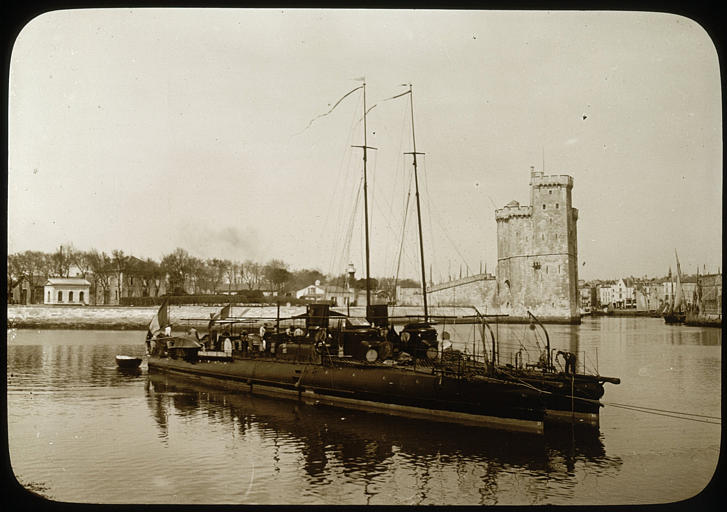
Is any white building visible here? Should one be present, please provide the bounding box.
[296,281,326,300]
[597,279,635,309]
[44,278,91,305]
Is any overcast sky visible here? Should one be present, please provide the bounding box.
[8,9,722,282]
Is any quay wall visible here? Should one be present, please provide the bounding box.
[7,305,221,330]
[7,304,562,330]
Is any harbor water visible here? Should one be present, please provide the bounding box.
[6,317,721,505]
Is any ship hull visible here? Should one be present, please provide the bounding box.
[493,369,612,427]
[148,356,545,434]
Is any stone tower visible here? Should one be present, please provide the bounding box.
[494,166,580,323]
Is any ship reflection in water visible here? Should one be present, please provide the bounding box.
[145,372,622,503]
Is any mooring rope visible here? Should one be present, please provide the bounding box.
[494,367,721,424]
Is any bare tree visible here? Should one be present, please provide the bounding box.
[8,251,47,303]
[205,258,230,294]
[242,259,263,290]
[161,248,194,295]
[264,259,291,293]
[50,244,76,277]
[111,250,130,301]
[87,250,114,304]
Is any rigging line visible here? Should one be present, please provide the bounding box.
[419,156,471,276]
[498,366,720,425]
[423,177,473,276]
[321,91,363,272]
[603,402,721,420]
[606,404,720,425]
[416,156,436,284]
[339,177,363,276]
[395,168,414,287]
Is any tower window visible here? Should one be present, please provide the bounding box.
[556,203,559,209]
[542,204,546,210]
[549,190,552,195]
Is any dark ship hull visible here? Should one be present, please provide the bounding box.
[115,355,142,369]
[493,367,618,426]
[663,311,686,324]
[148,351,545,434]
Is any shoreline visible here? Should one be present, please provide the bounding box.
[7,304,596,330]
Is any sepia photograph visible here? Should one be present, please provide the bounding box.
[6,8,722,506]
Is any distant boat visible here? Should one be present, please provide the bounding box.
[664,250,686,324]
[115,355,142,369]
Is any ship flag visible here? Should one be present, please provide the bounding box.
[149,298,169,334]
[208,303,231,329]
[220,304,231,319]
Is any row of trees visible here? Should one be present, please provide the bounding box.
[7,244,421,303]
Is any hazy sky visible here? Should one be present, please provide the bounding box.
[8,9,722,282]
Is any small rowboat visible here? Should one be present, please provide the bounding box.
[115,355,142,369]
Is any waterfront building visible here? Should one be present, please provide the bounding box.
[10,276,46,304]
[696,273,722,316]
[44,277,91,305]
[494,167,580,323]
[296,282,326,301]
[633,280,663,311]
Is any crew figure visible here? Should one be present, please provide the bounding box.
[557,350,577,374]
[145,330,153,354]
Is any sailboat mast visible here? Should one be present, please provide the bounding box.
[363,82,371,308]
[351,80,377,309]
[405,84,429,322]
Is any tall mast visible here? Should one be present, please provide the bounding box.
[404,84,429,323]
[351,80,376,309]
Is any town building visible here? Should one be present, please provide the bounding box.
[295,280,361,306]
[10,276,46,304]
[697,273,722,316]
[44,277,91,305]
[296,282,326,301]
[633,280,664,311]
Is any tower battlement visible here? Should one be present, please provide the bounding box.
[495,202,532,221]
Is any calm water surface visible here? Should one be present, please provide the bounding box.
[6,318,721,505]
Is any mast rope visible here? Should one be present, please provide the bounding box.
[394,167,414,289]
[419,156,473,279]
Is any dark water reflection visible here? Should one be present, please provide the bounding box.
[146,371,618,486]
[7,320,721,504]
